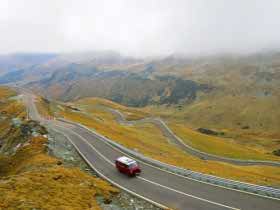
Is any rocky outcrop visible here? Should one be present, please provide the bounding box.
[197,128,224,136]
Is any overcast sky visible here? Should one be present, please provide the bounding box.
[0,0,280,56]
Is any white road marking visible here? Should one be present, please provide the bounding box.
[75,122,280,202]
[53,124,240,210]
[23,93,280,210]
[138,176,240,210]
[51,127,169,210]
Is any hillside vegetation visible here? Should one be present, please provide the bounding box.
[71,97,280,161]
[15,52,279,144]
[0,136,118,210]
[146,54,280,155]
[1,52,280,183]
[0,87,119,209]
[38,96,280,187]
[1,52,279,137]
[30,70,209,106]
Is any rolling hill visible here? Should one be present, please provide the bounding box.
[0,51,279,152]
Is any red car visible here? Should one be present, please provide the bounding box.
[115,156,141,176]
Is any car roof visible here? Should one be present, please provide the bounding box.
[116,156,137,165]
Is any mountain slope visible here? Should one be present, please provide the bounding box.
[26,62,210,106]
[0,53,57,84]
[0,51,279,139]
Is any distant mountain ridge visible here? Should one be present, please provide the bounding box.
[27,62,209,106]
[0,53,56,75]
[0,51,279,109]
[0,50,279,136]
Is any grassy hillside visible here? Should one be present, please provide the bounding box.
[29,68,208,107]
[21,52,280,141]
[39,96,280,187]
[2,52,277,140]
[2,51,280,183]
[146,91,280,154]
[0,86,15,97]
[0,136,118,210]
[0,87,120,209]
[145,54,280,156]
[178,60,280,131]
[77,97,149,120]
[73,97,280,161]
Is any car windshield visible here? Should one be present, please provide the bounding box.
[129,163,138,168]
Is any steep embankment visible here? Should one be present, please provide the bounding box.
[0,87,119,209]
[0,135,118,209]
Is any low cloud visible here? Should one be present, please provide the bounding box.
[0,0,280,56]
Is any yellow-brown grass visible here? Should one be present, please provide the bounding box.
[77,97,149,120]
[168,122,280,161]
[78,97,280,161]
[0,88,119,209]
[57,98,280,187]
[35,97,53,118]
[0,136,118,210]
[0,86,26,119]
[0,86,16,98]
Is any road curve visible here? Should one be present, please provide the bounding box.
[22,92,280,210]
[107,107,280,167]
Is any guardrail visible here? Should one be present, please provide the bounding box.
[109,108,280,167]
[58,118,280,199]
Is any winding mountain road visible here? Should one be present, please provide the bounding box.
[107,108,280,167]
[22,91,280,210]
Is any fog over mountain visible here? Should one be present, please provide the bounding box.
[1,0,280,56]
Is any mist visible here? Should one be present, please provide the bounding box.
[1,0,280,56]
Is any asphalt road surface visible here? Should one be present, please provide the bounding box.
[108,107,280,167]
[23,91,280,210]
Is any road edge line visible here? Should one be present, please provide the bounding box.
[50,127,171,210]
[66,119,280,201]
[55,125,239,210]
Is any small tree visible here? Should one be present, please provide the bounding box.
[272,149,280,156]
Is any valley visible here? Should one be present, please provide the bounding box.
[1,51,280,209]
[1,1,280,209]
[0,86,142,209]
[35,95,280,187]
